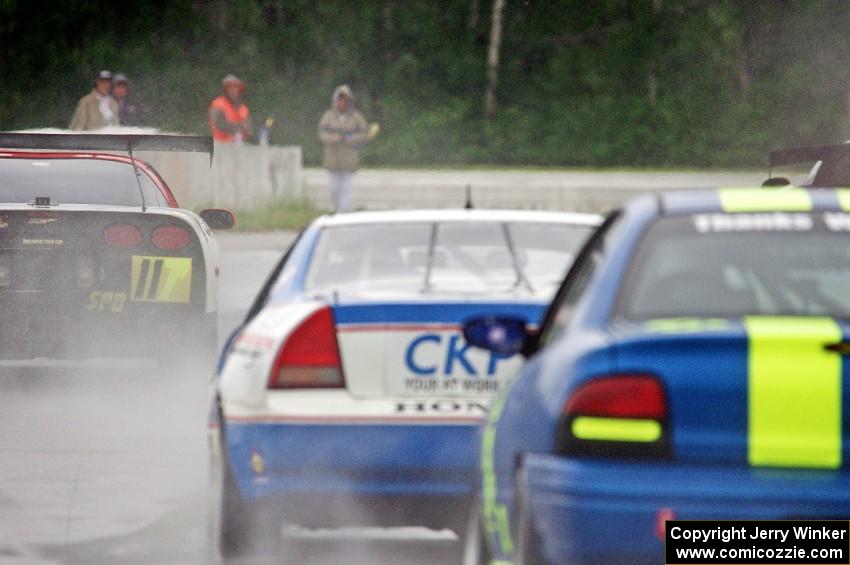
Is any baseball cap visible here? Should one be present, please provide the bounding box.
[97,70,113,80]
[222,74,245,93]
[113,73,129,84]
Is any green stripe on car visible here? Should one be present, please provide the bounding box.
[718,188,812,212]
[481,377,516,556]
[835,189,850,211]
[745,316,842,469]
[571,416,662,443]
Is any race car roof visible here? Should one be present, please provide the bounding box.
[659,188,850,215]
[0,133,212,159]
[313,208,602,227]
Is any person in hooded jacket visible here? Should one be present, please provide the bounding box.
[318,85,379,213]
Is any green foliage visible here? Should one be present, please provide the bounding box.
[2,0,849,168]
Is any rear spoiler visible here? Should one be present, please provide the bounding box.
[0,133,213,163]
[769,144,848,167]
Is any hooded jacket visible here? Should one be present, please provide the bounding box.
[318,85,370,171]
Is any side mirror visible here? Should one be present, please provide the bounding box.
[200,208,235,230]
[462,315,529,356]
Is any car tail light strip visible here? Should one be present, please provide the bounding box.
[556,373,670,459]
[571,416,662,443]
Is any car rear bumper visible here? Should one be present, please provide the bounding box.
[522,453,850,565]
[224,420,478,501]
[0,291,206,358]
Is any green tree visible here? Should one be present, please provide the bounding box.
[0,0,848,168]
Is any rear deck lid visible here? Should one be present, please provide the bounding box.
[334,301,544,397]
[612,316,849,470]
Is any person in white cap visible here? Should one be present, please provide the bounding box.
[70,70,119,130]
[208,74,252,143]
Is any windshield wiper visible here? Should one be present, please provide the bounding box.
[501,223,534,294]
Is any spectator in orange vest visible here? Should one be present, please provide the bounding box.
[208,74,252,143]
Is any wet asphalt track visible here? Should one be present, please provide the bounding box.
[0,231,456,564]
[0,165,774,564]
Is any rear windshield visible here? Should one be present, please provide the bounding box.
[0,158,166,206]
[616,212,850,319]
[305,221,592,298]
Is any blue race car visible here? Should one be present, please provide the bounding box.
[208,209,599,559]
[461,188,850,564]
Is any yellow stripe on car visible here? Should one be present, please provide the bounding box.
[745,316,842,469]
[834,189,850,211]
[481,377,516,556]
[718,188,812,212]
[571,416,662,443]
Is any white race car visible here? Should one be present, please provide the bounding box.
[0,133,232,360]
[209,208,601,559]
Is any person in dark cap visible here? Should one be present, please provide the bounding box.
[208,74,252,143]
[70,70,119,130]
[111,73,145,127]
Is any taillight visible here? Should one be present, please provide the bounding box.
[656,508,676,540]
[103,224,142,248]
[268,307,345,389]
[554,374,669,459]
[151,225,191,251]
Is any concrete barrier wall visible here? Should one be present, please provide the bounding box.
[14,129,771,214]
[127,149,772,214]
[139,143,303,209]
[124,152,772,214]
[302,168,771,214]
